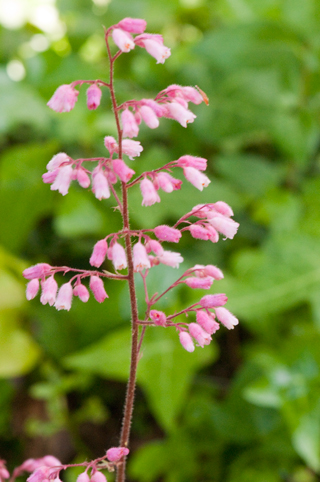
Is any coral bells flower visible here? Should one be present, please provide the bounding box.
[54,282,73,311]
[133,242,150,271]
[189,323,212,347]
[215,307,239,329]
[140,178,160,206]
[76,473,90,482]
[196,310,220,335]
[188,224,211,240]
[150,310,167,326]
[176,155,207,171]
[90,239,108,268]
[207,213,239,239]
[166,102,196,127]
[183,167,210,191]
[40,276,58,306]
[121,109,139,138]
[121,139,143,159]
[47,84,79,112]
[158,250,183,268]
[112,159,135,183]
[23,263,52,280]
[46,152,69,171]
[134,33,171,64]
[111,241,127,270]
[51,165,73,196]
[86,84,102,110]
[154,172,182,193]
[106,446,130,462]
[154,225,182,243]
[89,276,108,303]
[185,277,213,289]
[145,239,164,256]
[76,168,91,188]
[90,472,107,482]
[26,279,40,300]
[179,331,195,352]
[199,293,228,308]
[117,17,146,34]
[193,264,224,280]
[112,28,135,52]
[140,105,159,128]
[73,283,90,302]
[92,167,110,200]
[104,136,118,154]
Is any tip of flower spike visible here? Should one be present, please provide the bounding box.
[196,85,209,106]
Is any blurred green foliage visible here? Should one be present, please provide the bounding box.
[1,0,320,480]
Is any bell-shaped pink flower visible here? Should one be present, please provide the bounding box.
[185,277,213,289]
[46,152,69,171]
[26,279,40,300]
[51,165,73,196]
[117,17,147,34]
[121,109,139,138]
[90,472,107,482]
[73,284,90,302]
[212,201,234,217]
[121,139,143,160]
[176,155,207,171]
[42,170,59,184]
[135,34,171,64]
[141,99,166,117]
[90,239,108,267]
[55,282,73,311]
[215,307,239,329]
[166,102,196,127]
[86,84,102,110]
[23,263,52,280]
[76,472,90,482]
[112,28,135,52]
[179,331,195,352]
[183,167,210,191]
[76,168,91,188]
[154,225,181,243]
[145,239,164,256]
[106,446,130,462]
[40,276,58,306]
[189,322,212,347]
[206,224,219,243]
[199,294,227,308]
[188,224,211,240]
[89,276,108,303]
[158,250,183,268]
[112,159,135,183]
[111,242,127,270]
[154,172,182,193]
[140,105,159,128]
[150,310,167,326]
[207,213,239,239]
[140,178,160,206]
[181,86,204,104]
[47,84,79,113]
[92,167,110,200]
[133,242,150,271]
[104,136,118,154]
[196,310,220,335]
[193,264,224,280]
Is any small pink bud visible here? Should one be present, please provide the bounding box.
[199,294,227,308]
[121,109,139,138]
[111,242,127,270]
[26,279,40,300]
[188,224,211,240]
[206,224,219,243]
[185,277,213,289]
[51,165,73,196]
[90,472,107,482]
[92,167,110,200]
[89,276,108,303]
[40,276,58,306]
[76,472,90,482]
[135,34,171,64]
[23,263,52,280]
[86,84,102,110]
[193,264,224,280]
[215,307,239,329]
[145,239,164,256]
[196,311,220,335]
[179,331,195,352]
[140,105,159,129]
[140,178,160,206]
[207,213,239,239]
[181,86,204,104]
[42,169,59,184]
[150,310,167,326]
[112,28,135,52]
[106,446,130,462]
[154,172,182,193]
[133,242,150,271]
[158,250,183,268]
[154,225,182,243]
[117,17,147,34]
[46,152,69,171]
[183,167,210,191]
[73,284,90,302]
[76,168,91,188]
[112,158,135,183]
[166,102,196,127]
[212,201,234,217]
[90,239,108,268]
[47,84,79,113]
[176,155,207,171]
[104,136,118,154]
[55,282,73,311]
[121,139,143,160]
[189,322,212,347]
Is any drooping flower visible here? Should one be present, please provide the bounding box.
[90,472,107,482]
[46,152,69,171]
[104,136,118,154]
[196,310,220,335]
[112,28,135,52]
[140,178,160,206]
[23,263,52,280]
[90,239,108,268]
[215,307,239,329]
[134,33,171,64]
[145,239,164,256]
[179,331,195,352]
[176,155,207,171]
[117,17,147,34]
[121,139,143,160]
[165,102,196,127]
[26,279,40,300]
[89,276,108,303]
[73,283,90,302]
[133,242,150,271]
[153,172,182,193]
[188,322,212,347]
[207,213,239,239]
[188,224,211,240]
[40,276,58,306]
[76,168,91,188]
[111,241,127,270]
[86,84,102,110]
[140,105,159,128]
[112,159,135,183]
[193,264,224,280]
[54,282,73,311]
[184,277,213,289]
[158,250,183,268]
[183,167,210,191]
[121,109,139,138]
[199,293,227,308]
[47,84,79,113]
[154,225,181,243]
[51,165,73,196]
[92,167,110,200]
[76,472,90,482]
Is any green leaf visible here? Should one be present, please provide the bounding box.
[292,402,320,473]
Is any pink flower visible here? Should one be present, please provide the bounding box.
[112,28,135,52]
[179,331,195,352]
[92,167,110,200]
[206,225,219,243]
[90,472,107,482]
[47,84,79,113]
[150,310,166,326]
[121,109,139,138]
[215,307,239,329]
[183,167,210,191]
[23,263,52,280]
[196,310,220,334]
[26,279,40,300]
[111,242,127,270]
[165,102,196,127]
[135,34,171,64]
[55,282,73,311]
[76,168,91,188]
[90,239,108,267]
[76,472,90,482]
[207,213,239,239]
[40,276,58,306]
[154,225,181,243]
[141,99,166,117]
[112,159,135,183]
[106,446,130,462]
[117,17,147,34]
[27,466,58,482]
[193,264,224,280]
[176,155,207,171]
[42,170,59,184]
[140,178,160,206]
[188,322,212,347]
[133,242,150,271]
[185,277,213,289]
[73,284,90,302]
[89,276,108,303]
[51,165,73,196]
[212,201,234,217]
[158,250,183,268]
[46,152,69,171]
[199,294,227,308]
[86,84,102,110]
[104,136,118,154]
[188,224,211,240]
[154,172,182,193]
[145,239,164,256]
[181,86,203,104]
[140,105,159,128]
[121,139,143,159]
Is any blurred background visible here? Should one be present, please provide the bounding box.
[1,0,320,481]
